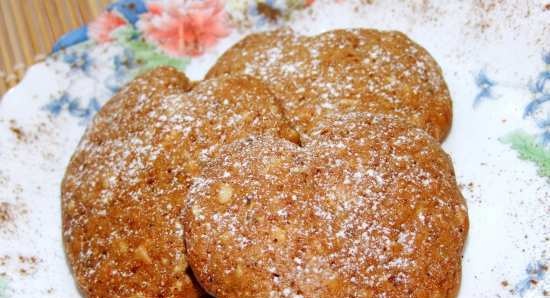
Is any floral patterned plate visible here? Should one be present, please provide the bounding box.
[0,1,548,297]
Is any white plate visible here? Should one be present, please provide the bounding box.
[0,1,548,297]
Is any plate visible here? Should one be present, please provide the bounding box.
[0,1,548,297]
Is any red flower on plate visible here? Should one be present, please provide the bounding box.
[88,11,127,43]
[138,0,232,57]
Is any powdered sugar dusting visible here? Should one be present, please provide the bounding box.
[184,113,468,297]
[61,68,296,297]
[207,28,452,141]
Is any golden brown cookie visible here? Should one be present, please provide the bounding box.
[206,28,453,142]
[62,67,299,297]
[184,113,468,298]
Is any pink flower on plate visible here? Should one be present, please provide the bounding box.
[138,0,231,57]
[88,11,127,43]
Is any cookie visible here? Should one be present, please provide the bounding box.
[62,67,299,297]
[206,28,453,141]
[184,113,468,297]
[84,66,192,142]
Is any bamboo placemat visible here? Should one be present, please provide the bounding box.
[0,0,113,96]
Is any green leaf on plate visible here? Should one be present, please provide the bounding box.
[501,130,550,178]
[113,26,190,73]
[0,276,7,298]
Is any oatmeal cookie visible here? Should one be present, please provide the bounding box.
[184,113,467,297]
[62,68,298,297]
[207,29,452,141]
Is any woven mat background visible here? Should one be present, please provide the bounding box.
[0,0,112,96]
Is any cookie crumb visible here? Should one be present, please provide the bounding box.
[0,203,12,224]
[8,120,26,142]
[256,3,281,22]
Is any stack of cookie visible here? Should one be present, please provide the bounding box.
[62,29,468,298]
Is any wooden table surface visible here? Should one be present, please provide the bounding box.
[0,0,112,96]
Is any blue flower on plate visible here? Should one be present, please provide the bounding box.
[542,130,550,145]
[524,52,550,141]
[63,52,93,75]
[543,51,550,65]
[43,93,100,124]
[43,93,69,116]
[514,261,548,296]
[51,0,147,52]
[527,53,549,98]
[473,70,496,107]
[105,49,138,93]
